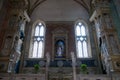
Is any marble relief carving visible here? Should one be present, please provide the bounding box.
[116,61,120,67]
[9,15,18,28]
[52,28,68,60]
[0,62,8,72]
[55,37,66,58]
[1,35,13,57]
[109,35,119,54]
[114,61,120,70]
[104,14,113,29]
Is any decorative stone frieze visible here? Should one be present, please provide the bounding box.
[90,0,120,75]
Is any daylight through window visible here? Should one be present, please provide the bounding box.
[75,22,90,58]
[32,22,45,58]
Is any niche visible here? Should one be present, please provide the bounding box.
[52,28,68,60]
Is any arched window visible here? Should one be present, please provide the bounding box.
[75,20,91,58]
[30,21,45,58]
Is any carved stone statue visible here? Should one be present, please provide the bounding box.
[56,40,64,57]
[14,36,23,53]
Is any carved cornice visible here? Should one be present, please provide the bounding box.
[90,7,110,22]
[9,0,27,10]
[92,0,110,8]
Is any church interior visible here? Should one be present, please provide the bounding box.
[0,0,120,80]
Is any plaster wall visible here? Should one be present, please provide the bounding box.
[30,0,89,22]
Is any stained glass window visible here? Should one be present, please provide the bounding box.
[31,22,45,58]
[75,22,90,58]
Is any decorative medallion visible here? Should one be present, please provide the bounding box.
[57,61,63,67]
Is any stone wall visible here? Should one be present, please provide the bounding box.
[110,0,120,40]
[0,73,120,80]
[45,21,75,59]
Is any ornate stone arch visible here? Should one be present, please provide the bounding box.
[52,27,68,60]
[29,19,46,58]
[74,19,92,58]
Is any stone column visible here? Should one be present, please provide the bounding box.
[46,52,50,80]
[71,52,76,80]
[90,0,120,75]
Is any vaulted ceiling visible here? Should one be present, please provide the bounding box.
[27,0,92,21]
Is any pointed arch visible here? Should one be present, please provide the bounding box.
[74,19,91,58]
[29,19,46,58]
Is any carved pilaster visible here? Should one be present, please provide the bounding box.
[0,0,30,73]
[90,0,120,74]
[71,52,76,80]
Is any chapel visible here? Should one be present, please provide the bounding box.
[0,0,120,80]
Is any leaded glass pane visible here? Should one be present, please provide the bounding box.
[78,41,83,58]
[80,37,84,41]
[37,37,41,41]
[83,41,88,57]
[40,26,44,36]
[38,41,43,58]
[78,22,82,26]
[81,25,86,36]
[38,22,42,26]
[35,26,39,36]
[76,25,81,36]
[32,22,45,58]
[32,41,38,58]
[75,21,89,58]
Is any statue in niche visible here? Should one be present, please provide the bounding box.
[9,15,18,28]
[18,16,25,39]
[1,35,13,56]
[56,40,65,57]
[13,36,23,53]
[116,61,120,67]
[99,37,102,48]
[109,35,119,54]
[104,15,113,29]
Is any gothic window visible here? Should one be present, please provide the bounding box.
[30,22,45,58]
[75,20,91,58]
